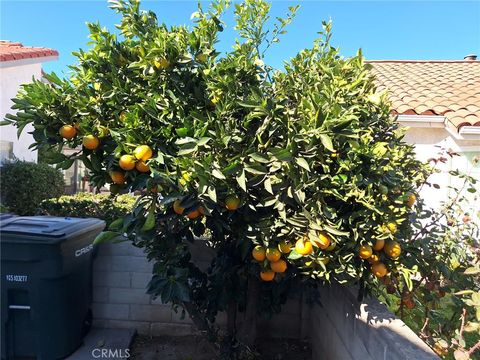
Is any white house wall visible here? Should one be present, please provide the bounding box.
[0,62,43,163]
[403,127,480,219]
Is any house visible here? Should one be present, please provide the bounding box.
[0,41,58,163]
[369,57,480,210]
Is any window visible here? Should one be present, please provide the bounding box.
[0,141,13,163]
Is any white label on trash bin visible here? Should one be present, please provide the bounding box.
[5,275,28,282]
[75,243,94,257]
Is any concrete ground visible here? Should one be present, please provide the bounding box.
[66,328,135,360]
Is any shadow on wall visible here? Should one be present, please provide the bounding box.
[310,282,439,360]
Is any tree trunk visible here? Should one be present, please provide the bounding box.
[182,301,220,356]
[236,276,260,347]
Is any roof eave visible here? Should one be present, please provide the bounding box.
[0,55,58,68]
[397,115,480,140]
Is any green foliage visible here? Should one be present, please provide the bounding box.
[0,160,65,215]
[38,192,136,226]
[6,0,433,351]
[375,152,480,359]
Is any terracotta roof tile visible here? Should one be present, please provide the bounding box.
[368,60,480,131]
[0,40,58,62]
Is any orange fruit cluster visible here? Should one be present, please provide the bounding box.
[358,239,402,278]
[252,245,289,282]
[59,124,100,151]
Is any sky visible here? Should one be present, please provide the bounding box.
[1,0,479,77]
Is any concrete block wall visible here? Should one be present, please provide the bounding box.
[310,283,439,360]
[91,240,305,338]
[92,241,197,336]
[92,240,437,359]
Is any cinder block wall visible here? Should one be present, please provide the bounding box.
[91,240,306,338]
[92,240,437,359]
[92,241,198,336]
[310,283,439,360]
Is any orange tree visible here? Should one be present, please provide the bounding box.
[5,0,429,353]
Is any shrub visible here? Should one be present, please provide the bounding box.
[0,160,65,215]
[38,193,136,226]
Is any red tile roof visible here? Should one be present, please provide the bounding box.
[0,41,58,62]
[368,60,480,130]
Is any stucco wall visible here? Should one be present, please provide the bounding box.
[0,63,42,163]
[402,127,480,212]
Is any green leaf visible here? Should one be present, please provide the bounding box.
[207,186,217,202]
[319,134,335,152]
[295,157,310,171]
[177,144,197,156]
[141,207,156,232]
[464,267,480,275]
[175,127,188,136]
[93,231,119,245]
[249,153,270,163]
[245,164,268,175]
[108,218,124,231]
[322,224,349,236]
[212,169,226,179]
[236,170,247,192]
[264,177,273,194]
[288,250,303,260]
[197,137,211,146]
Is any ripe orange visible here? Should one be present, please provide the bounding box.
[187,209,201,219]
[136,161,150,173]
[119,155,136,171]
[295,238,313,256]
[134,145,153,161]
[406,193,416,208]
[371,262,388,278]
[110,171,126,184]
[368,253,380,264]
[252,246,266,261]
[260,270,275,282]
[359,245,373,259]
[312,232,331,250]
[225,195,240,210]
[83,135,100,150]
[173,200,185,215]
[270,259,287,273]
[373,239,385,251]
[59,125,77,139]
[278,240,292,254]
[266,248,281,262]
[384,240,401,259]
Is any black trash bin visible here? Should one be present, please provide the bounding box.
[1,216,105,360]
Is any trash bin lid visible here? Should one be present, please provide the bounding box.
[0,213,16,222]
[0,216,105,245]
